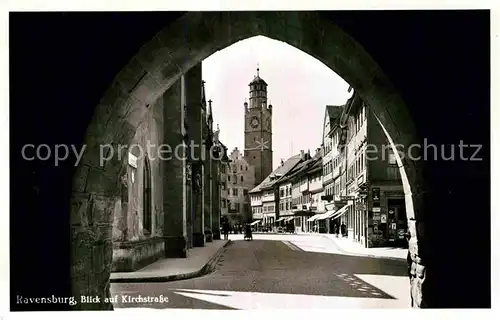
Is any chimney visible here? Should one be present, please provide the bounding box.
[300,150,304,159]
[281,158,284,166]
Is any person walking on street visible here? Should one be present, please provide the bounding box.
[341,223,346,237]
[223,222,229,240]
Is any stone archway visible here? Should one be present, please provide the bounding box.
[70,11,425,310]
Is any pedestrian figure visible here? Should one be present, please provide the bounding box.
[223,222,229,240]
[244,223,253,241]
[334,224,339,237]
[341,223,346,237]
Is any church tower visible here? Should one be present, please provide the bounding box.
[244,66,273,186]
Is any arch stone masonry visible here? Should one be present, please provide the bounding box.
[69,11,487,309]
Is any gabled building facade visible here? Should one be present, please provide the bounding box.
[213,125,230,238]
[308,90,406,248]
[225,147,255,226]
[249,153,303,231]
[269,150,320,233]
[306,104,345,233]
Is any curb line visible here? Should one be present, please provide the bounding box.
[110,240,232,283]
[320,235,407,262]
[252,232,309,236]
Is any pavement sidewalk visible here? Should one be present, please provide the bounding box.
[321,234,407,261]
[110,239,230,283]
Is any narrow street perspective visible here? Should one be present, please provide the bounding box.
[111,234,409,310]
[10,10,490,312]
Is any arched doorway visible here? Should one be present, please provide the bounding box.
[142,156,152,236]
[71,11,425,309]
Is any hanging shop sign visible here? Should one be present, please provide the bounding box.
[398,229,406,239]
[381,214,387,223]
[372,188,380,207]
[128,152,138,168]
[355,201,366,210]
[373,207,381,213]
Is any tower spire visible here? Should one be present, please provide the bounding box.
[207,99,213,123]
[257,63,259,77]
[201,80,207,108]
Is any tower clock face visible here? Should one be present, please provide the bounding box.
[250,116,260,129]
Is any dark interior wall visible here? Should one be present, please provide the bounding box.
[9,11,490,310]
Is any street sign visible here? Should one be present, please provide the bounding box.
[373,207,381,213]
[340,196,355,201]
[334,201,347,207]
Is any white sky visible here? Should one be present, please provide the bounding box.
[202,36,352,170]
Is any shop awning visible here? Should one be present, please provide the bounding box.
[330,205,349,220]
[307,213,323,222]
[286,217,295,222]
[276,217,285,222]
[316,210,336,220]
[250,220,261,226]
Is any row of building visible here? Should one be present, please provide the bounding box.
[111,65,283,272]
[111,63,231,272]
[249,90,408,248]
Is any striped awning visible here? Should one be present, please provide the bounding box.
[307,213,323,222]
[330,205,349,220]
[316,210,336,220]
[250,220,261,226]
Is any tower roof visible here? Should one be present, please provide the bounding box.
[249,66,268,86]
[249,75,267,86]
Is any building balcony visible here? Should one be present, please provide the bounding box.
[309,181,323,192]
[253,213,263,219]
[323,173,333,185]
[299,182,309,192]
[262,195,275,202]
